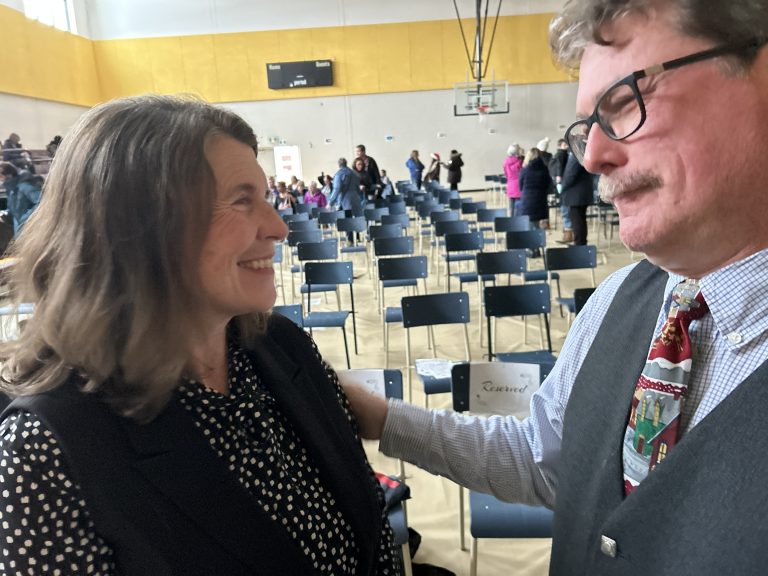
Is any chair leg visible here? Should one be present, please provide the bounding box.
[341,326,351,369]
[459,486,467,551]
[405,329,413,403]
[384,321,389,369]
[402,543,413,576]
[470,537,479,576]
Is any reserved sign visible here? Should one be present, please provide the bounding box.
[469,362,540,418]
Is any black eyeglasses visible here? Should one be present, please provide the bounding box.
[565,38,767,165]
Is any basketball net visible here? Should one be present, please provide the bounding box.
[477,104,489,124]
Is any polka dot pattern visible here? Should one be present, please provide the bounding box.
[0,337,399,575]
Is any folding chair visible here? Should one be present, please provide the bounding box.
[473,250,527,343]
[484,284,557,366]
[506,229,550,282]
[444,231,484,292]
[451,362,554,573]
[336,216,368,266]
[377,256,428,368]
[271,304,303,327]
[544,245,598,321]
[574,286,596,316]
[401,292,471,405]
[303,261,358,369]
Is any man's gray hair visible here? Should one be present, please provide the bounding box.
[338,157,348,167]
[550,0,768,71]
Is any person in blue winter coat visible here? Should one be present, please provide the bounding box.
[405,150,425,190]
[0,163,43,234]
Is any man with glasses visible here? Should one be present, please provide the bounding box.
[344,0,768,573]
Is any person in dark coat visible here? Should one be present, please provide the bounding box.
[443,149,464,191]
[424,152,441,186]
[355,144,382,198]
[560,152,594,245]
[518,148,551,229]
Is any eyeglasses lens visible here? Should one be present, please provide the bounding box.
[597,82,643,140]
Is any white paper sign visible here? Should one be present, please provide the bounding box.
[337,369,387,398]
[468,362,540,418]
[415,358,455,381]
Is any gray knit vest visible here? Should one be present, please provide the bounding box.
[551,260,768,575]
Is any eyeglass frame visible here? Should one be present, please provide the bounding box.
[565,37,768,164]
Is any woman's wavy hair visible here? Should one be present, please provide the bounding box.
[0,94,267,421]
[550,0,768,72]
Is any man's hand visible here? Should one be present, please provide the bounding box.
[342,384,389,440]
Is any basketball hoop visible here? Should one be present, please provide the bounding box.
[477,104,489,123]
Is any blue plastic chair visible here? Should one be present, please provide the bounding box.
[451,362,554,574]
[303,261,357,369]
[271,304,303,327]
[401,292,471,405]
[484,284,557,367]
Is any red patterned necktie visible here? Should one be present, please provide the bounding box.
[622,279,709,495]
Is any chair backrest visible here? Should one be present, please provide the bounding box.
[438,189,456,205]
[449,198,463,210]
[444,231,484,253]
[476,250,527,276]
[416,201,440,218]
[271,304,304,327]
[373,236,414,257]
[545,245,598,271]
[288,219,319,231]
[387,202,407,215]
[272,242,283,264]
[451,361,554,413]
[336,369,404,400]
[296,239,338,262]
[368,224,403,240]
[378,255,428,282]
[282,212,309,223]
[304,260,354,286]
[401,292,470,328]
[430,210,460,224]
[494,215,531,233]
[477,208,508,223]
[318,210,344,226]
[505,229,547,251]
[364,207,390,222]
[336,216,367,233]
[461,201,487,215]
[434,219,470,237]
[484,283,551,319]
[287,229,322,247]
[573,287,597,315]
[381,213,410,229]
[294,203,313,214]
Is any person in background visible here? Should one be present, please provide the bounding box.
[424,152,441,185]
[303,180,328,208]
[503,143,523,215]
[294,179,308,203]
[518,148,551,232]
[265,175,278,203]
[353,157,372,204]
[550,138,572,243]
[288,175,299,194]
[537,137,552,167]
[355,144,382,198]
[2,133,23,165]
[560,150,594,245]
[330,157,362,216]
[0,95,399,574]
[442,149,464,191]
[344,0,768,572]
[46,135,62,158]
[405,150,424,190]
[274,180,295,212]
[321,173,333,197]
[379,169,395,197]
[0,162,43,235]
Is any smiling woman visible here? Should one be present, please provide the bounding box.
[0,95,399,575]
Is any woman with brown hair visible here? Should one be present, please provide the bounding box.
[0,95,399,576]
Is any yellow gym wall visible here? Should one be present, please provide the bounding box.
[0,5,100,106]
[1,5,568,107]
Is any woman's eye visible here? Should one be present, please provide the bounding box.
[234,196,253,207]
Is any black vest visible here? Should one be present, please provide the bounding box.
[3,314,384,576]
[551,260,768,575]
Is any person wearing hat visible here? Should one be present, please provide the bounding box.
[537,137,552,166]
[424,152,441,185]
[503,144,523,215]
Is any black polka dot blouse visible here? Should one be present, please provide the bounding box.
[0,342,400,575]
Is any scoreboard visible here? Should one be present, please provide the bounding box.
[266,60,333,89]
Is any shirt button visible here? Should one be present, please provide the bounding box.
[726,331,743,345]
[600,535,617,558]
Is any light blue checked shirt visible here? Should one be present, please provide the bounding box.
[380,248,768,509]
